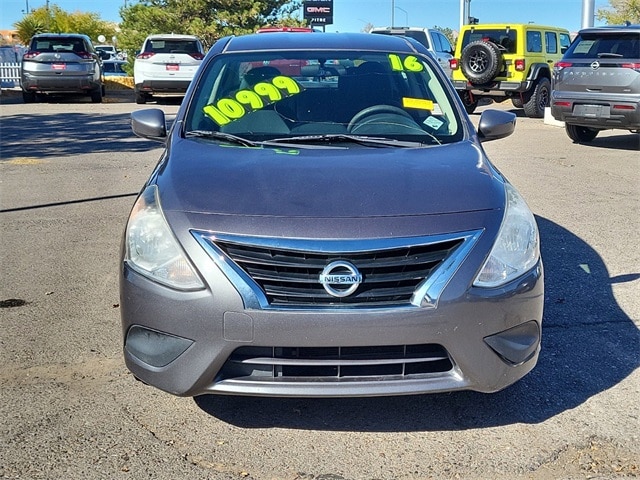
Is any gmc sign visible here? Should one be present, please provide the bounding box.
[303,0,333,25]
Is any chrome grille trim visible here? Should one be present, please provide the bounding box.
[218,344,454,381]
[192,230,483,310]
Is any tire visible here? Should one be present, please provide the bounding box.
[565,124,599,143]
[523,77,550,118]
[22,91,36,103]
[90,87,103,103]
[511,96,523,109]
[135,91,148,104]
[460,41,502,85]
[458,90,478,114]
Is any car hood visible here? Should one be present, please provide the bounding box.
[156,137,504,218]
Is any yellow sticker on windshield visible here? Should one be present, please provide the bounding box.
[402,97,434,111]
[204,75,304,126]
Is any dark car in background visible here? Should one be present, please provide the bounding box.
[121,32,543,398]
[20,33,104,103]
[551,24,640,142]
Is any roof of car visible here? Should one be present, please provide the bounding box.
[145,33,199,40]
[577,24,640,34]
[222,32,421,53]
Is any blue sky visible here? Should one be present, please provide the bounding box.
[2,0,611,34]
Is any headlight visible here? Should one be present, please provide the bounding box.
[125,185,205,290]
[474,183,540,288]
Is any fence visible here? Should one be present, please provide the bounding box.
[0,63,20,88]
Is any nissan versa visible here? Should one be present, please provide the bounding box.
[120,32,543,397]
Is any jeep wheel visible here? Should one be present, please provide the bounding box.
[511,96,523,109]
[460,40,502,85]
[565,124,599,143]
[458,90,478,114]
[523,77,550,118]
[22,91,36,103]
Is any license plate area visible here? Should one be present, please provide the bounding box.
[166,64,180,71]
[573,104,610,118]
[51,63,66,70]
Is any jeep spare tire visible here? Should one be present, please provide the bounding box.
[461,40,502,85]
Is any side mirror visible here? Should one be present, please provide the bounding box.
[131,109,167,142]
[477,109,516,142]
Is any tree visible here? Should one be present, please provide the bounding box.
[13,5,117,45]
[596,0,640,24]
[434,25,456,47]
[117,0,304,60]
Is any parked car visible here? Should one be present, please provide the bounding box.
[95,44,118,60]
[121,31,543,398]
[450,23,571,117]
[102,59,128,77]
[133,33,205,104]
[551,24,640,142]
[370,26,455,77]
[20,33,104,103]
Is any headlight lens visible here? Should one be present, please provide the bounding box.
[125,185,204,290]
[474,183,540,288]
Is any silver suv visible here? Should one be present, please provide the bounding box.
[134,34,205,104]
[20,33,104,103]
[551,24,640,142]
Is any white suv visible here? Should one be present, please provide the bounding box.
[134,34,205,104]
[370,27,454,77]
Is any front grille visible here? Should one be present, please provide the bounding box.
[218,344,453,381]
[206,236,463,307]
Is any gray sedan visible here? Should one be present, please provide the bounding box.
[121,32,543,397]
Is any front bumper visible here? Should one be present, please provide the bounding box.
[120,259,544,397]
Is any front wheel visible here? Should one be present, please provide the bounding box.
[511,96,523,109]
[135,91,148,104]
[565,124,599,143]
[523,77,550,118]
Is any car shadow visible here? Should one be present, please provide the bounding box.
[578,132,640,151]
[1,111,165,160]
[194,215,639,431]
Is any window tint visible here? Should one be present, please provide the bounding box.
[527,31,542,53]
[434,32,452,53]
[564,32,640,59]
[146,40,200,54]
[404,31,430,49]
[559,33,571,52]
[463,30,517,54]
[185,50,463,144]
[545,32,558,54]
[33,37,85,52]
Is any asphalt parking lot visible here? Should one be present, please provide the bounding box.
[0,89,638,479]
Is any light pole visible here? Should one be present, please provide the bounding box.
[395,6,408,27]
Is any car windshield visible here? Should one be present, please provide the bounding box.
[31,37,86,53]
[564,32,640,59]
[462,29,518,54]
[185,50,463,145]
[103,62,126,73]
[145,39,199,54]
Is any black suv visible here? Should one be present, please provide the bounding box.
[20,33,104,103]
[551,24,640,142]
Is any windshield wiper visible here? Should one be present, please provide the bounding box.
[264,134,432,148]
[597,52,623,58]
[184,130,259,147]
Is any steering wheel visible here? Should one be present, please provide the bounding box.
[347,105,413,133]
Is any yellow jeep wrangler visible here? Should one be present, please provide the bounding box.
[450,23,571,117]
